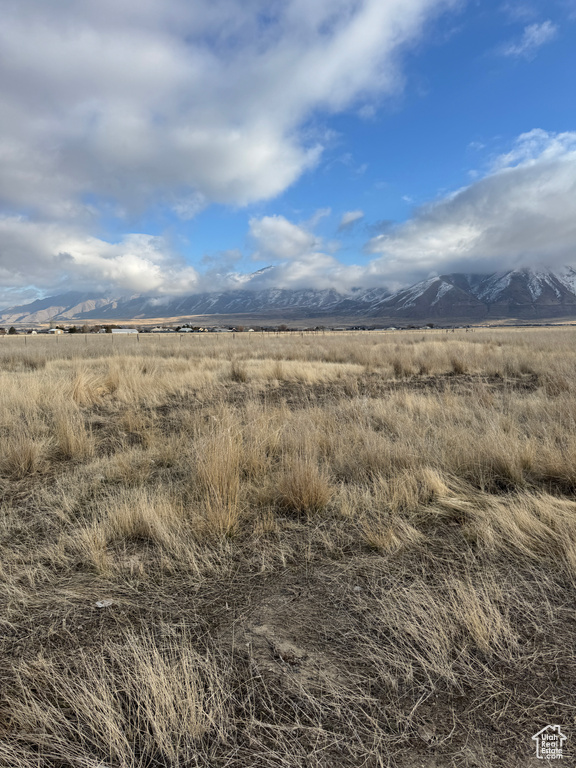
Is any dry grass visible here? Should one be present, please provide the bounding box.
[1,328,576,766]
[275,458,333,517]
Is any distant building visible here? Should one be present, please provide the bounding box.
[111,328,138,334]
[48,328,64,335]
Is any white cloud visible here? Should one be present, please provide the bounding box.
[258,130,576,292]
[4,128,576,303]
[338,210,364,230]
[247,213,366,290]
[247,252,367,292]
[0,0,457,300]
[0,217,200,303]
[250,215,320,261]
[0,0,453,219]
[501,20,558,58]
[307,208,332,229]
[366,130,576,282]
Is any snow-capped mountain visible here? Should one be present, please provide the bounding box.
[3,267,576,324]
[370,267,576,319]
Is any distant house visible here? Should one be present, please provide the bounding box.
[48,328,63,335]
[111,328,138,334]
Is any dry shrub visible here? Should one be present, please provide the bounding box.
[463,491,576,566]
[271,359,286,380]
[104,448,153,485]
[69,525,112,574]
[392,357,409,378]
[541,371,571,396]
[6,632,228,766]
[276,458,333,517]
[119,408,157,448]
[334,431,419,484]
[0,353,47,372]
[102,364,121,394]
[447,432,529,492]
[239,405,282,480]
[379,468,450,515]
[358,469,452,550]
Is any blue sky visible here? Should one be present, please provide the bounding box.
[0,0,575,303]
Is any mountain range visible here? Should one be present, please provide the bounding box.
[3,267,576,325]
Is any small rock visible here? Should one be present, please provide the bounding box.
[95,600,114,609]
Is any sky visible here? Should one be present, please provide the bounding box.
[0,0,575,305]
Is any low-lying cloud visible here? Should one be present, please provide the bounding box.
[0,217,200,303]
[249,216,320,262]
[366,129,576,284]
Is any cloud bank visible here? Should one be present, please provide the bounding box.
[0,218,200,300]
[241,130,576,293]
[0,2,572,303]
[3,128,576,303]
[366,130,576,285]
[0,0,456,302]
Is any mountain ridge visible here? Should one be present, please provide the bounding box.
[3,267,576,324]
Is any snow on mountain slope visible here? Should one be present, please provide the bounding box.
[3,267,576,324]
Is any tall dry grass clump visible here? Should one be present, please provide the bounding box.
[275,458,333,517]
[51,406,94,460]
[195,430,242,536]
[0,431,46,479]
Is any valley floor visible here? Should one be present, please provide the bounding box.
[1,329,575,766]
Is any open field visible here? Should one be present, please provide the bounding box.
[9,310,576,331]
[1,329,575,766]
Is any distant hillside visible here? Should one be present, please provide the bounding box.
[3,267,576,324]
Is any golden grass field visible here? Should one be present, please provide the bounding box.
[1,328,575,766]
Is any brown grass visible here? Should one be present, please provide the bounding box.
[1,328,576,766]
